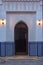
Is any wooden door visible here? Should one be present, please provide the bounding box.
[14,21,28,55]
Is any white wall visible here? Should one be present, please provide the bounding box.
[0,1,6,42]
[6,12,36,42]
[36,0,42,41]
[0,0,42,42]
[42,1,43,40]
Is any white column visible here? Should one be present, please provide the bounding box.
[0,2,6,42]
[42,0,43,40]
[36,0,42,41]
[0,0,2,4]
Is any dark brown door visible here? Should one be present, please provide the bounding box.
[15,21,28,55]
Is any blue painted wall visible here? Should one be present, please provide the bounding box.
[29,42,37,56]
[37,42,42,56]
[6,42,14,56]
[1,42,5,56]
[29,42,43,56]
[41,43,43,56]
[0,42,1,56]
[0,42,43,56]
[1,42,14,56]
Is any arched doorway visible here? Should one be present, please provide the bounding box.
[14,21,28,55]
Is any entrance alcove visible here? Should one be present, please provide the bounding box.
[14,21,28,55]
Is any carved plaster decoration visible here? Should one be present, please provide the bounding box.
[3,1,39,11]
[2,0,40,2]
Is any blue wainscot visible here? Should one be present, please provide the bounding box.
[0,42,43,56]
